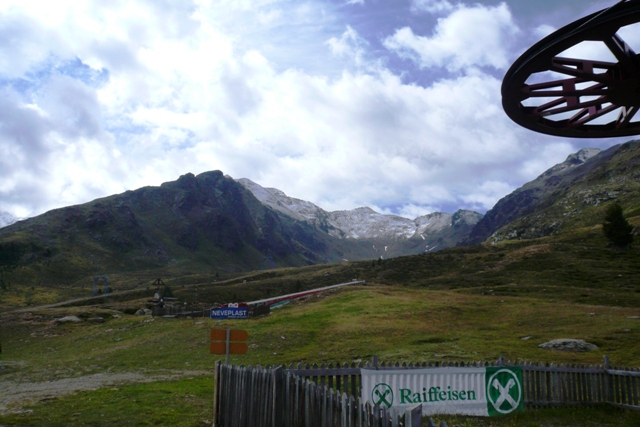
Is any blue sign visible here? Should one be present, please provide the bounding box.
[210,307,248,319]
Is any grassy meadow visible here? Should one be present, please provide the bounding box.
[2,282,640,426]
[1,223,640,426]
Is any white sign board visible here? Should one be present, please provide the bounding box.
[361,367,524,417]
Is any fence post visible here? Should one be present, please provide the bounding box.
[372,356,379,370]
[404,404,422,427]
[213,360,221,427]
[604,355,613,405]
[271,366,284,427]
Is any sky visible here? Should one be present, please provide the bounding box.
[0,0,634,220]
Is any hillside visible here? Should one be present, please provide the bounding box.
[0,171,382,290]
[0,171,484,293]
[2,141,640,306]
[464,141,640,245]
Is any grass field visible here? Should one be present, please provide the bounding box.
[2,283,640,426]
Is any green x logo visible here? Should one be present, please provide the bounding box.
[486,368,523,415]
[372,383,393,408]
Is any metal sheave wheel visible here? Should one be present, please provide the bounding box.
[502,0,640,138]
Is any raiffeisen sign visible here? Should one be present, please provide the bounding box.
[361,367,524,417]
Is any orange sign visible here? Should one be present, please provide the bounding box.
[210,342,249,355]
[210,328,249,356]
[210,329,248,342]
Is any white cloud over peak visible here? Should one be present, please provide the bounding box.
[460,181,514,212]
[384,3,519,71]
[0,0,600,221]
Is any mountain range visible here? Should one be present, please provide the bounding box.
[1,140,639,288]
[237,178,482,256]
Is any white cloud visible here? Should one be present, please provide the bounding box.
[519,141,576,180]
[345,0,364,5]
[0,0,591,221]
[461,181,514,211]
[376,204,438,219]
[411,0,455,14]
[534,24,556,39]
[326,26,368,64]
[384,3,519,71]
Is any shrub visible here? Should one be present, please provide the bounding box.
[602,203,634,247]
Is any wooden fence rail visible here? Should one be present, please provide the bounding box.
[213,357,640,427]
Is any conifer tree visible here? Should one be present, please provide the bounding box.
[602,203,634,247]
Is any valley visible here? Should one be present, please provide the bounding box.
[1,142,640,426]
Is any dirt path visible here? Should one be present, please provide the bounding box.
[0,370,211,414]
[8,288,148,313]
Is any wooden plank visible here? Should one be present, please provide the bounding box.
[213,361,221,427]
[548,364,555,404]
[331,386,336,427]
[626,370,633,406]
[289,368,363,376]
[584,369,591,403]
[343,363,349,397]
[524,363,532,405]
[321,386,328,427]
[293,374,299,427]
[609,401,640,411]
[351,364,358,401]
[607,369,640,377]
[313,363,319,386]
[633,369,639,406]
[523,365,605,374]
[273,366,284,427]
[614,372,622,404]
[247,368,255,426]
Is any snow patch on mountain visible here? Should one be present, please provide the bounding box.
[237,178,482,240]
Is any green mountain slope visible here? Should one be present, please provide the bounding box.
[464,141,640,245]
[0,171,377,289]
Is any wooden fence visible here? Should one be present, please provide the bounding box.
[152,304,208,318]
[213,357,640,427]
[213,363,422,427]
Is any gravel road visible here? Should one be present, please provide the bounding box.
[0,370,211,414]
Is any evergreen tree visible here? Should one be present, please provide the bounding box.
[602,203,634,247]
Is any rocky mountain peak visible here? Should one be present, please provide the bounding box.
[236,178,483,249]
[540,147,601,178]
[452,209,484,226]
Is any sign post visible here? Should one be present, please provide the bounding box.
[210,328,248,364]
